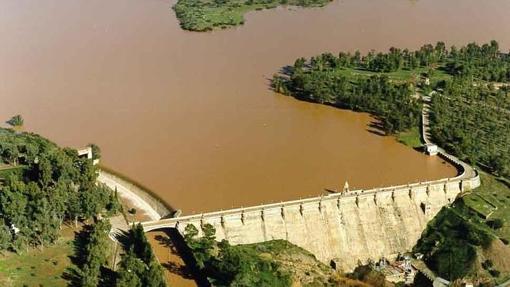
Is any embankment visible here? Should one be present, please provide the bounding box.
[97,166,173,221]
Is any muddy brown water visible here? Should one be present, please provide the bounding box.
[2,0,509,216]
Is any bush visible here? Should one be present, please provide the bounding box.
[482,259,493,270]
[489,269,500,277]
[487,218,504,229]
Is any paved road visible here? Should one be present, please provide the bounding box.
[421,93,478,180]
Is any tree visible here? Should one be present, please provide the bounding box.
[145,261,167,287]
[487,219,504,230]
[89,144,101,160]
[115,223,167,287]
[116,249,145,287]
[6,115,24,129]
[0,221,12,251]
[184,223,217,269]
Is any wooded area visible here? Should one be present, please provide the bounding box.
[273,41,510,177]
[0,128,120,252]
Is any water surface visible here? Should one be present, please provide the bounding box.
[3,0,508,214]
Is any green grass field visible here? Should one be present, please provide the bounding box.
[396,127,422,148]
[0,235,73,287]
[463,173,510,241]
[333,66,452,84]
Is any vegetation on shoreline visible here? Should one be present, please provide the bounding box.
[173,0,331,31]
[273,40,510,177]
[396,127,421,148]
[0,127,120,253]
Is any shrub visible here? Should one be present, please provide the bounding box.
[487,218,504,229]
[482,259,493,270]
[489,269,500,277]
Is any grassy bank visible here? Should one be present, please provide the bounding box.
[396,127,421,148]
[0,227,75,287]
[463,173,510,243]
[173,0,332,31]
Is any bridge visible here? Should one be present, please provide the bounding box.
[140,91,481,271]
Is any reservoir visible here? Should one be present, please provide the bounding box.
[2,0,508,214]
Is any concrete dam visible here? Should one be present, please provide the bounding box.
[141,92,481,271]
[142,155,480,271]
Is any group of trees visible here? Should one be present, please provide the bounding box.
[430,79,510,177]
[302,42,449,73]
[70,220,113,287]
[69,222,167,287]
[116,224,166,287]
[0,127,120,252]
[294,40,508,77]
[183,224,292,286]
[273,65,421,134]
[444,41,510,82]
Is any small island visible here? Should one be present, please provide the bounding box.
[173,0,332,31]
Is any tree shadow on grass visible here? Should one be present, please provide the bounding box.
[62,225,93,286]
[62,224,116,287]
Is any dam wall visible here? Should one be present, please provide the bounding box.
[142,172,480,271]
